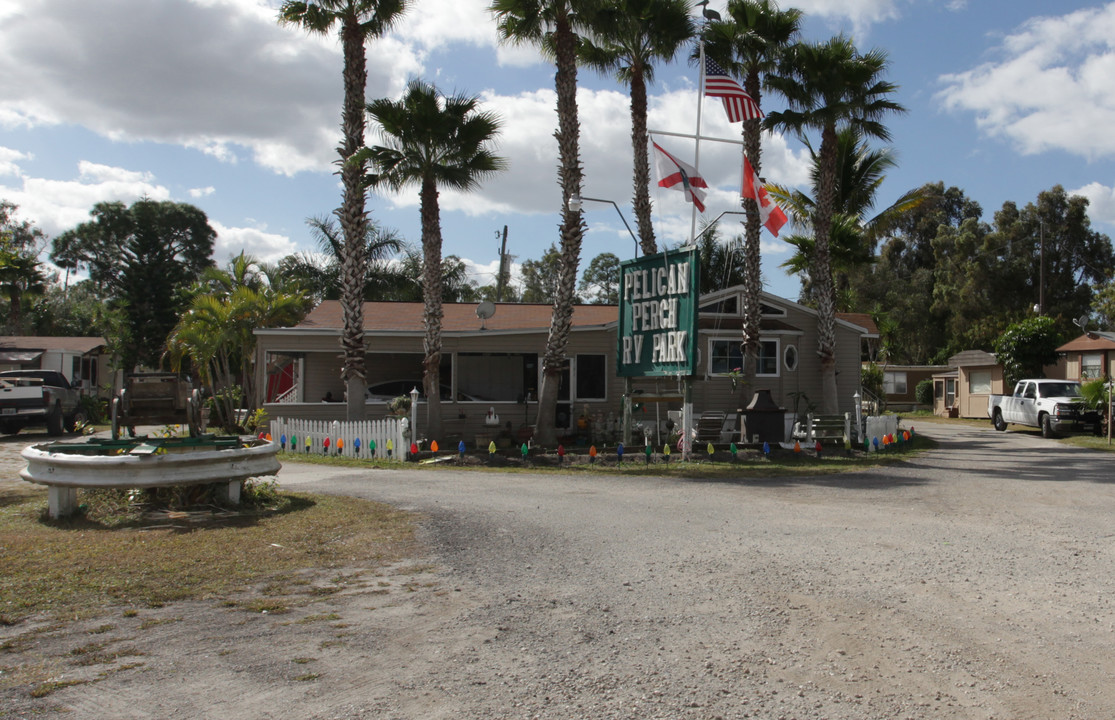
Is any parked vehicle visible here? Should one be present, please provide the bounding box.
[365,380,484,403]
[0,370,84,436]
[987,379,1100,438]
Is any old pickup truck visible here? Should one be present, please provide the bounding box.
[988,379,1100,438]
[0,369,84,436]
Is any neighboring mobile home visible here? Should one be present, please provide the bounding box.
[0,336,110,395]
[1056,332,1115,380]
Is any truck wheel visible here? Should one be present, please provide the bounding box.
[0,421,17,436]
[992,409,1007,432]
[1041,413,1056,439]
[46,403,64,436]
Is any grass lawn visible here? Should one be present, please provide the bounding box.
[0,482,418,625]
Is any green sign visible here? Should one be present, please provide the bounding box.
[617,248,699,377]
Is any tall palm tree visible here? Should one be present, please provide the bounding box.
[765,36,903,413]
[492,0,592,447]
[769,127,925,305]
[278,215,404,302]
[354,79,506,442]
[703,0,800,394]
[579,0,693,255]
[279,0,411,420]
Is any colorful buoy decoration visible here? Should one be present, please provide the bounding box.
[488,440,496,456]
[385,439,393,458]
[304,435,311,453]
[815,440,823,456]
[616,442,624,463]
[521,442,529,459]
[706,442,715,458]
[663,444,671,463]
[280,434,287,451]
[793,441,801,454]
[589,445,597,464]
[369,438,376,457]
[431,440,439,453]
[458,440,466,459]
[729,442,738,459]
[762,441,770,457]
[336,437,344,454]
[644,444,652,464]
[409,442,419,459]
[557,444,566,462]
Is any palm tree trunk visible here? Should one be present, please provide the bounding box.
[535,12,586,448]
[420,176,444,443]
[739,70,763,402]
[814,124,840,414]
[339,15,370,421]
[629,67,656,256]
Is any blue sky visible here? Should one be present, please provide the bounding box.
[2,0,1114,302]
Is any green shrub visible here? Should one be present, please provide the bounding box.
[915,378,934,406]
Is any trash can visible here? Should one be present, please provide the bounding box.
[743,389,785,444]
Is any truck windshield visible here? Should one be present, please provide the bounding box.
[1038,382,1081,398]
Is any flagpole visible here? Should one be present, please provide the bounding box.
[692,36,707,245]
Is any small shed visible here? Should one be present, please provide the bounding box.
[932,350,1005,419]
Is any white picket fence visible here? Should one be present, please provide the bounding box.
[863,415,900,452]
[271,417,408,461]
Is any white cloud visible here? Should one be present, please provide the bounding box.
[938,4,1115,160]
[211,221,297,265]
[189,186,216,199]
[0,0,422,176]
[395,0,496,51]
[0,162,170,236]
[1071,181,1115,227]
[0,146,29,177]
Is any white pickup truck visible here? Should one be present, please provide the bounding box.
[987,379,1100,438]
[0,370,84,436]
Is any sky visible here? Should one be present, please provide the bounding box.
[2,0,1115,303]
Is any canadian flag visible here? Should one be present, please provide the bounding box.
[741,155,788,237]
[652,140,708,212]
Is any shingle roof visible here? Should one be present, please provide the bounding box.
[1056,332,1115,352]
[0,336,107,354]
[296,301,617,333]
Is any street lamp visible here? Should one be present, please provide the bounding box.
[690,210,747,246]
[568,194,639,257]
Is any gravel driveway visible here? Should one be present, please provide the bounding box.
[4,420,1115,719]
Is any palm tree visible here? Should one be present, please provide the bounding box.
[354,79,506,442]
[168,255,310,430]
[765,36,904,413]
[492,0,592,447]
[703,0,800,395]
[277,215,404,303]
[579,0,693,255]
[769,127,925,306]
[279,0,411,421]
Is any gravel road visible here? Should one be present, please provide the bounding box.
[4,420,1115,719]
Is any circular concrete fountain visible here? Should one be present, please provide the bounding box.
[21,435,281,518]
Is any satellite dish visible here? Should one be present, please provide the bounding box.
[1074,314,1090,332]
[476,300,496,330]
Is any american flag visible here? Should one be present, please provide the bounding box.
[704,56,762,122]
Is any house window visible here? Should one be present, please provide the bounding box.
[1082,352,1103,379]
[708,339,743,375]
[757,339,779,376]
[574,354,607,401]
[783,345,798,372]
[708,339,779,377]
[457,353,537,402]
[883,371,908,395]
[946,378,956,407]
[968,370,992,394]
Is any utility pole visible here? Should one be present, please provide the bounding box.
[495,225,509,302]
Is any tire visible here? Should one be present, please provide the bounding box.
[1041,413,1056,439]
[992,409,1007,432]
[46,402,64,436]
[0,421,18,436]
